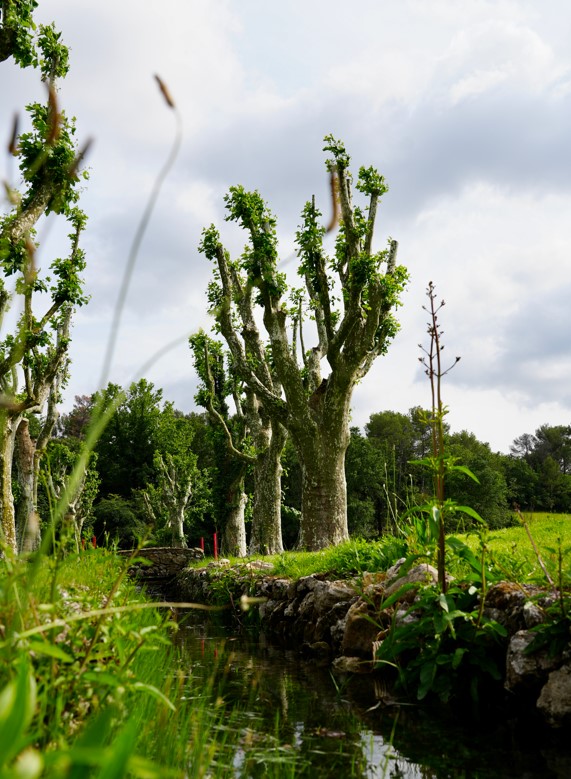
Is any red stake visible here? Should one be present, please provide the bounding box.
[213,532,218,560]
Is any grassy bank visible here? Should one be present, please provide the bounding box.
[194,513,571,587]
[0,549,249,778]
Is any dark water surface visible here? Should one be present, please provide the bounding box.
[172,611,571,779]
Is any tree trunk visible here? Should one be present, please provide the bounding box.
[249,419,286,555]
[171,507,188,548]
[14,418,41,552]
[223,475,247,557]
[0,413,22,554]
[294,388,351,551]
[298,436,349,550]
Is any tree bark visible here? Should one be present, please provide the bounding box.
[171,506,188,548]
[250,418,286,554]
[14,418,41,552]
[293,387,351,549]
[299,438,349,550]
[222,474,247,557]
[0,412,22,553]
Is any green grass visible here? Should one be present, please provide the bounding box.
[0,549,267,778]
[457,512,571,585]
[3,514,569,776]
[191,534,408,581]
[191,513,571,588]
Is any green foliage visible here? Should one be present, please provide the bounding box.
[189,330,230,415]
[93,380,164,499]
[374,582,508,703]
[39,437,99,547]
[445,431,511,530]
[268,536,408,579]
[356,165,388,198]
[223,186,285,302]
[0,550,223,776]
[323,134,350,171]
[507,424,571,512]
[0,1,69,79]
[525,598,571,659]
[93,495,146,548]
[18,102,84,216]
[345,427,387,536]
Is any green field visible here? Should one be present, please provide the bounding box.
[458,512,571,585]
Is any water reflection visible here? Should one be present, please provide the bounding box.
[173,612,570,778]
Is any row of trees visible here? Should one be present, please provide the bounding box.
[43,387,571,553]
[3,4,567,558]
[3,0,410,555]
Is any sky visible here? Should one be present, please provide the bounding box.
[2,0,571,454]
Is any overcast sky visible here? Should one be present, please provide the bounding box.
[2,0,571,453]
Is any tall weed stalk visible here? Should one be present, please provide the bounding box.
[409,282,483,590]
[374,284,509,704]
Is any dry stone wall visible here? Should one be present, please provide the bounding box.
[175,559,571,728]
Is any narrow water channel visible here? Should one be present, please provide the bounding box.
[173,611,570,778]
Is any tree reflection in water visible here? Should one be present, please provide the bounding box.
[173,613,570,779]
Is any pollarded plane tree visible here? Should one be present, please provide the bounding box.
[190,333,248,556]
[190,330,286,555]
[199,137,408,550]
[140,406,201,550]
[0,9,89,552]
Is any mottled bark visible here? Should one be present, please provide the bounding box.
[250,417,287,554]
[242,387,286,554]
[0,412,22,553]
[293,379,352,549]
[170,506,188,549]
[299,435,349,550]
[222,475,247,558]
[14,418,40,552]
[29,379,60,546]
[155,454,191,548]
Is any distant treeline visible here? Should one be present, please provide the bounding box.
[36,381,570,551]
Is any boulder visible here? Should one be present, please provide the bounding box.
[332,655,372,674]
[505,629,562,695]
[383,564,441,603]
[537,664,571,727]
[341,600,382,658]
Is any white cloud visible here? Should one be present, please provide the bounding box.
[444,20,557,102]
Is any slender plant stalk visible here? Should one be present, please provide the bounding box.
[420,282,461,593]
[515,507,555,587]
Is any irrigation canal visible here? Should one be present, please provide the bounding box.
[169,608,570,778]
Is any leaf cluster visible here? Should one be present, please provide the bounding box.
[18,102,85,216]
[375,581,508,703]
[1,1,69,80]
